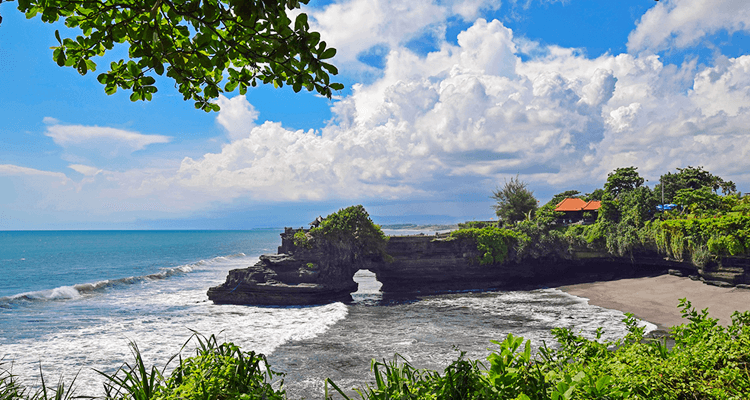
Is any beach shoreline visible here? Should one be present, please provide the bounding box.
[557,274,750,331]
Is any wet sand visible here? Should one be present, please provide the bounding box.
[559,274,750,330]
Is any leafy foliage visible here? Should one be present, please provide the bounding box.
[0,359,80,400]
[450,226,528,265]
[645,214,750,260]
[673,186,724,215]
[95,333,284,400]
[491,175,538,226]
[4,0,342,111]
[656,166,736,203]
[292,230,311,249]
[457,221,496,229]
[604,166,644,197]
[156,335,284,400]
[307,205,389,260]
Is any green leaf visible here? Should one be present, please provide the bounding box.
[224,81,239,92]
[329,83,344,91]
[322,62,338,75]
[294,13,308,31]
[320,47,336,59]
[53,48,66,66]
[85,59,97,72]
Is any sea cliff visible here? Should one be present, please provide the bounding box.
[207,229,750,306]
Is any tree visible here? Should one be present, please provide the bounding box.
[604,166,644,197]
[1,0,342,111]
[491,175,538,225]
[656,166,736,203]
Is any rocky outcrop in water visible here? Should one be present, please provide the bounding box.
[207,230,750,306]
[207,228,381,305]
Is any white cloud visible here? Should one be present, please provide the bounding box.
[0,164,71,181]
[45,124,171,155]
[628,0,750,54]
[307,0,502,73]
[9,10,750,224]
[68,164,103,177]
[215,95,260,140]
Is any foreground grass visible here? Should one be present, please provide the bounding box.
[3,300,750,400]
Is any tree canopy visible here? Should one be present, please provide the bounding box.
[656,166,736,203]
[604,166,644,197]
[1,0,342,111]
[491,175,538,225]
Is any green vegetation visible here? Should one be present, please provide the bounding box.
[2,0,341,111]
[4,302,748,400]
[491,175,538,226]
[294,205,390,260]
[470,166,749,265]
[457,221,496,229]
[604,166,644,197]
[450,226,529,265]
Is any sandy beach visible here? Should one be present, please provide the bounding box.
[559,274,750,330]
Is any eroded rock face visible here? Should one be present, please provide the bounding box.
[208,230,750,306]
[207,229,379,305]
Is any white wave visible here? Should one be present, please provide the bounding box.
[0,254,255,307]
[0,299,349,397]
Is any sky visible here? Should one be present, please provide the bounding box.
[2,0,750,229]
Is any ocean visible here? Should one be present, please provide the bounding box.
[0,230,653,398]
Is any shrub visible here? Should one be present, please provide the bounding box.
[308,205,389,259]
[450,226,528,265]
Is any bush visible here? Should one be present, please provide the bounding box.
[97,334,285,400]
[305,205,390,260]
[450,226,528,265]
[458,221,496,229]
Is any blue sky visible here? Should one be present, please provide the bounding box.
[2,0,750,229]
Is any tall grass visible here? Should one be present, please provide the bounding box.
[1,359,85,400]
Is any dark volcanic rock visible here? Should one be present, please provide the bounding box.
[208,230,750,306]
[207,228,377,305]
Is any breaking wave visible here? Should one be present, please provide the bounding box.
[0,253,246,307]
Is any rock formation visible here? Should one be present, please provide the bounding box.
[207,229,750,306]
[207,228,381,305]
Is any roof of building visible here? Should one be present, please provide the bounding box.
[555,198,587,212]
[581,200,601,211]
[554,198,601,212]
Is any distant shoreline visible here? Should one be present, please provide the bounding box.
[558,274,750,330]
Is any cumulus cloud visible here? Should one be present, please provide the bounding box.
[214,95,260,140]
[10,7,750,223]
[628,0,750,54]
[45,124,171,156]
[157,17,750,202]
[307,0,501,73]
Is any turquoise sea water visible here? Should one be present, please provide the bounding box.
[0,230,652,398]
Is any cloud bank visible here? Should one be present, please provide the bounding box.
[4,0,750,226]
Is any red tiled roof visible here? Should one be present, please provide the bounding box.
[581,200,601,211]
[555,198,587,212]
[555,198,601,212]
